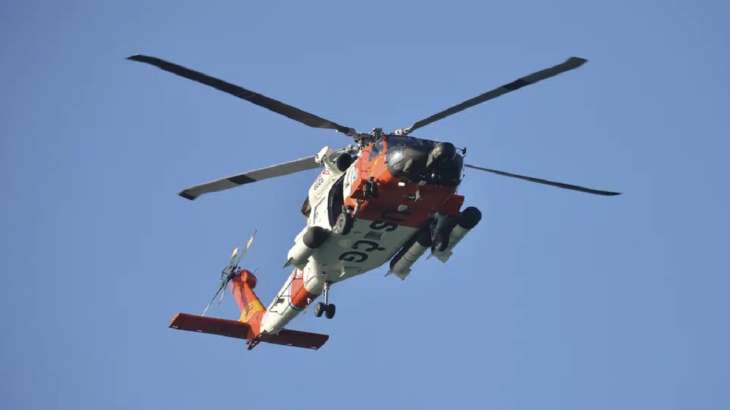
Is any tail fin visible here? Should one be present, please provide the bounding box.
[230,270,265,336]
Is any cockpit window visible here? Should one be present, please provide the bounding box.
[385,136,462,185]
[368,138,385,161]
[387,136,433,152]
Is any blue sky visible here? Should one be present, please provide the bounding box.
[2,1,729,409]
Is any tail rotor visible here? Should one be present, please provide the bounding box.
[202,230,257,316]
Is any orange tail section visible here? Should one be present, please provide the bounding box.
[230,270,265,337]
[169,269,329,350]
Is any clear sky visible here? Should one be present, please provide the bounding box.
[2,1,729,409]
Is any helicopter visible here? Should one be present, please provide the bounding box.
[129,54,619,350]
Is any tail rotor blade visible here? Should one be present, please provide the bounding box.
[217,282,227,303]
[228,247,240,268]
[202,282,225,316]
[246,230,256,250]
[201,300,214,317]
[204,230,257,315]
[234,230,257,265]
[202,275,232,316]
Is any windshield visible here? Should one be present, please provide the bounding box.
[385,136,434,180]
[386,136,462,185]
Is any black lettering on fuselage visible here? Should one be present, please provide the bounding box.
[352,240,385,252]
[338,216,405,265]
[339,251,368,263]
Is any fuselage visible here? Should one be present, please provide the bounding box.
[260,135,468,334]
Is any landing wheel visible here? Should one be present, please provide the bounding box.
[325,303,336,319]
[333,209,353,235]
[315,302,327,318]
[317,282,336,319]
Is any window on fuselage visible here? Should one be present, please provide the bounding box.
[327,175,345,227]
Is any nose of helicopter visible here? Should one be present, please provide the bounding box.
[428,142,463,184]
[386,137,463,185]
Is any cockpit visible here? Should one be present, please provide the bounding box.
[384,136,463,186]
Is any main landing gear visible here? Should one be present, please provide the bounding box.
[315,303,335,319]
[332,208,353,236]
[315,282,336,319]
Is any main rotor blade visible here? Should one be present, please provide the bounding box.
[464,163,620,196]
[128,55,357,136]
[179,156,320,200]
[401,57,587,134]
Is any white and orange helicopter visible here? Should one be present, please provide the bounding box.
[130,55,619,350]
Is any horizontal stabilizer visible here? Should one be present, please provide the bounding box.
[169,313,329,350]
[170,313,252,339]
[261,329,329,350]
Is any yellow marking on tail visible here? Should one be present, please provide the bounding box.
[239,300,265,323]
